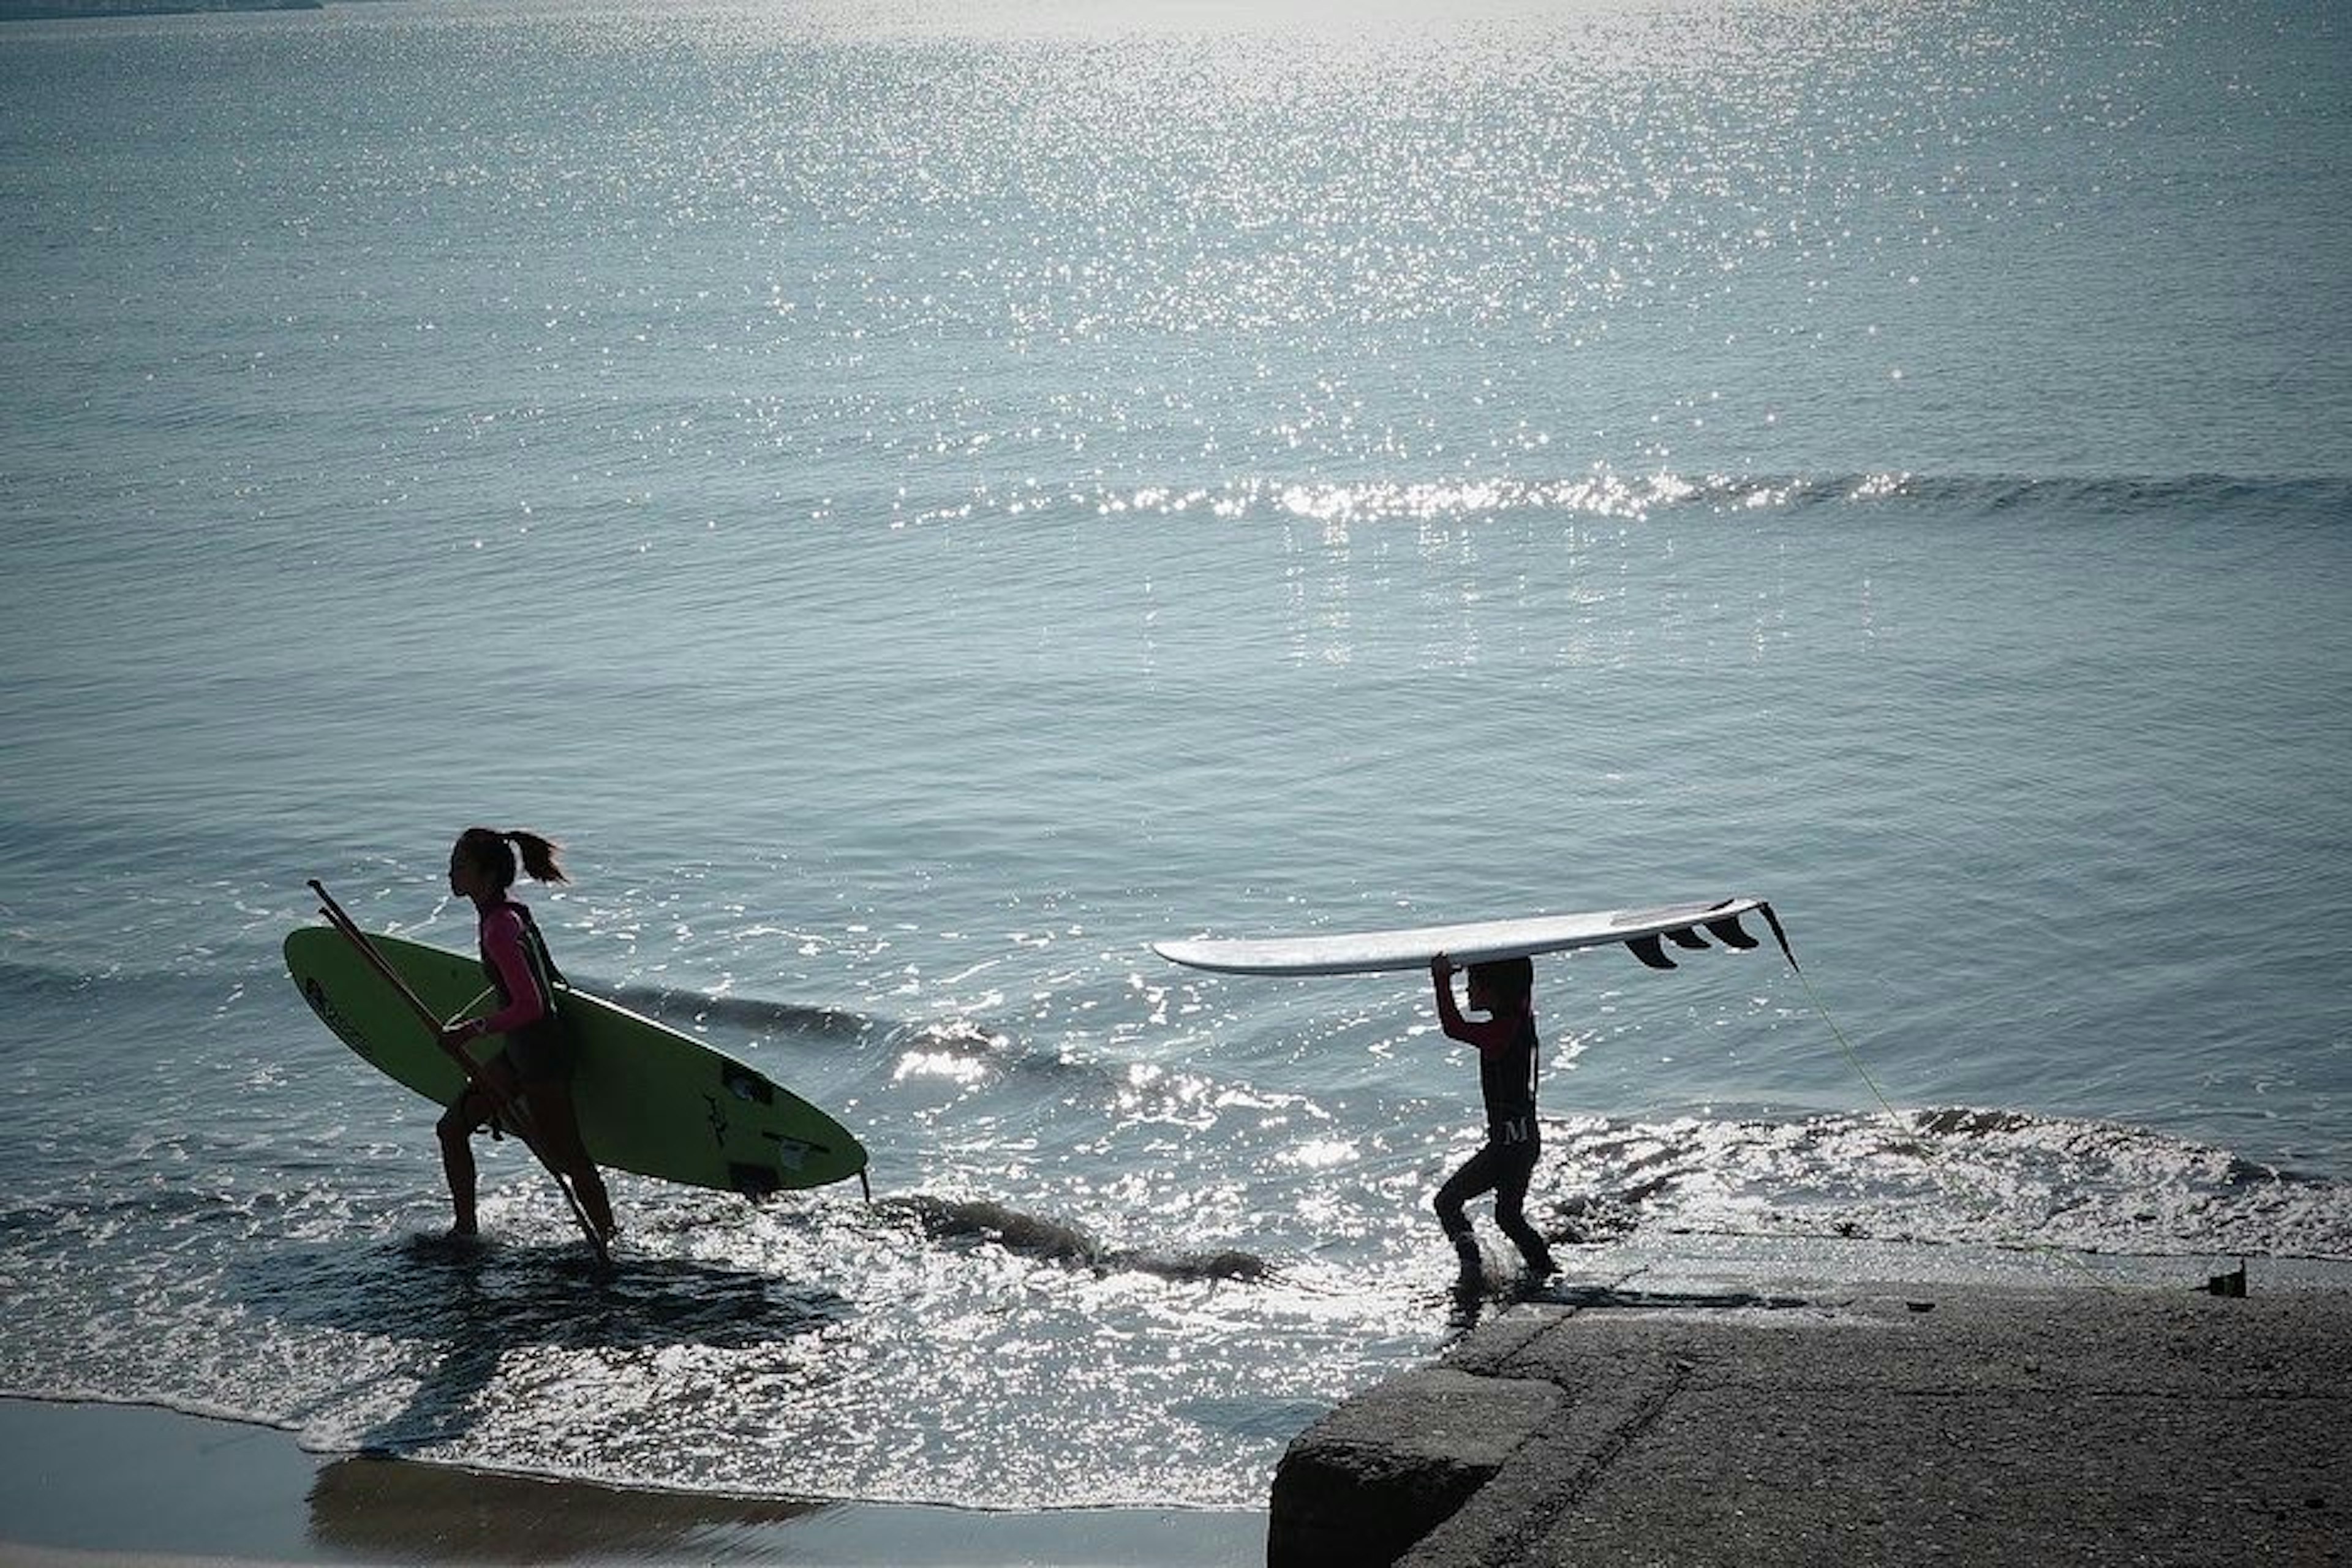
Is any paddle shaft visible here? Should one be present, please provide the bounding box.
[307,881,461,1034]
[307,879,609,1261]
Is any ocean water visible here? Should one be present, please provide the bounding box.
[3,0,2349,1517]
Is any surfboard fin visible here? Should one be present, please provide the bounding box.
[1626,934,1678,970]
[1705,914,1760,950]
[1664,925,1713,951]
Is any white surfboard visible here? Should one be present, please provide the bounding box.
[1152,897,1792,977]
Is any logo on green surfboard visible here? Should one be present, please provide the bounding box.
[301,977,377,1065]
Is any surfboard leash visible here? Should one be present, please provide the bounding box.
[1769,911,2117,1291]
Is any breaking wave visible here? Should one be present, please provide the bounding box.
[932,470,2352,529]
[1529,1106,2352,1262]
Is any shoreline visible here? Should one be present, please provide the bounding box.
[0,1397,1264,1567]
[9,1244,2343,1566]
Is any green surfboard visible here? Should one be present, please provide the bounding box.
[285,925,867,1197]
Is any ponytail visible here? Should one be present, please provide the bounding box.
[507,828,568,886]
[454,826,571,891]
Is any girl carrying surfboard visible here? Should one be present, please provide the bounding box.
[1429,954,1556,1292]
[433,827,618,1245]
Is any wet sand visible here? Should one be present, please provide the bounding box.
[0,1398,1262,1567]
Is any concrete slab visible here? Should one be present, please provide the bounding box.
[1268,1368,1561,1567]
[1269,1263,2352,1568]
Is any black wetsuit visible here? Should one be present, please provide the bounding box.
[1435,1011,1552,1273]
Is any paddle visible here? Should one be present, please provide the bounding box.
[308,879,610,1264]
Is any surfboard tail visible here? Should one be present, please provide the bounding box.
[1624,899,1799,973]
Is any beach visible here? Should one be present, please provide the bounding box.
[12,1237,2348,1566]
[0,1398,1263,1567]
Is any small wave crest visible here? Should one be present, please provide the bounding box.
[0,956,109,1001]
[878,1015,1118,1093]
[1532,1106,2352,1261]
[600,981,875,1040]
[929,470,2351,529]
[878,1194,1274,1284]
[0,954,235,1006]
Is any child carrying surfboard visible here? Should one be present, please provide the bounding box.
[1157,899,1790,1295]
[434,827,618,1245]
[1429,954,1557,1292]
